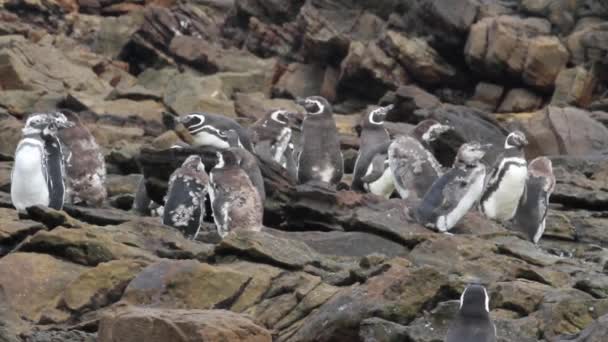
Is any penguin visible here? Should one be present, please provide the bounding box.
[11,113,73,212]
[351,104,393,192]
[162,155,209,239]
[179,113,254,152]
[415,142,490,232]
[389,120,452,200]
[209,149,263,238]
[295,96,343,186]
[446,284,497,342]
[513,156,555,244]
[58,109,107,207]
[219,129,266,203]
[480,131,529,222]
[251,109,300,168]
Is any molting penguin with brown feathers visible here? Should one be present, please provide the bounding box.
[162,155,209,239]
[480,131,529,223]
[389,119,452,200]
[58,109,107,207]
[513,156,555,244]
[209,149,263,238]
[295,96,343,186]
[351,104,393,195]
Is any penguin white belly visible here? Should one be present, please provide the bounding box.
[365,168,394,199]
[272,128,291,165]
[193,131,230,149]
[312,163,335,183]
[437,173,485,232]
[484,165,528,221]
[11,144,49,211]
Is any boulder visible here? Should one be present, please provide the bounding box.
[0,113,23,158]
[0,253,87,321]
[121,259,252,310]
[565,18,608,67]
[551,66,597,108]
[93,12,145,59]
[497,88,543,113]
[163,72,235,116]
[98,307,272,342]
[21,330,96,342]
[381,30,463,86]
[338,40,409,101]
[273,63,325,99]
[465,15,568,90]
[384,85,441,122]
[234,92,303,120]
[560,313,608,342]
[466,82,504,112]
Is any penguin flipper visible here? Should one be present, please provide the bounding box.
[360,154,387,183]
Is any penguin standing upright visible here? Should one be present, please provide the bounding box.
[446,284,497,342]
[220,129,266,202]
[389,120,452,200]
[162,155,209,239]
[11,113,73,212]
[179,113,254,152]
[513,156,555,244]
[415,142,490,232]
[295,96,343,186]
[352,104,393,192]
[209,150,263,238]
[58,109,107,207]
[480,131,529,222]
[251,109,299,168]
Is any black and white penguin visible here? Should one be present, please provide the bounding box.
[352,104,393,193]
[480,131,529,222]
[513,156,555,244]
[209,149,263,238]
[58,109,107,207]
[446,284,497,342]
[162,155,209,239]
[295,96,343,186]
[389,120,452,200]
[251,109,300,168]
[415,142,490,232]
[11,113,73,212]
[219,129,266,203]
[179,113,254,152]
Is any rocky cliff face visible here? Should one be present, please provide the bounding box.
[1,0,608,341]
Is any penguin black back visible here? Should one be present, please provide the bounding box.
[446,284,496,342]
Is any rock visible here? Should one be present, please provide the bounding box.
[217,230,321,269]
[94,12,145,59]
[465,15,568,90]
[0,161,10,191]
[0,90,63,118]
[122,259,251,310]
[105,174,143,198]
[0,113,23,158]
[0,39,111,96]
[273,63,325,99]
[163,72,235,116]
[384,85,441,122]
[88,99,166,124]
[490,279,554,315]
[359,317,409,342]
[234,0,303,23]
[466,82,505,112]
[0,253,87,321]
[497,88,543,113]
[223,261,284,313]
[520,0,576,34]
[136,66,179,93]
[561,313,608,342]
[551,66,597,108]
[234,92,302,120]
[21,330,96,342]
[565,18,608,66]
[264,228,408,258]
[61,259,150,313]
[381,30,463,86]
[19,226,156,266]
[0,208,45,255]
[98,307,272,342]
[338,40,409,101]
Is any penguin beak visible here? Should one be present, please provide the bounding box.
[479,143,493,151]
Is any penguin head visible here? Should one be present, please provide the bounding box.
[23,112,73,135]
[456,142,491,165]
[182,155,206,173]
[180,113,231,149]
[415,120,453,142]
[529,157,555,192]
[215,150,240,169]
[180,114,207,134]
[459,284,490,318]
[364,104,394,127]
[505,131,528,149]
[268,109,291,126]
[296,96,331,116]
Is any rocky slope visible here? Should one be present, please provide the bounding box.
[1,0,608,341]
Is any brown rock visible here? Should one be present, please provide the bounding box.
[98,307,272,342]
[523,36,570,89]
[163,72,235,116]
[0,253,87,321]
[273,63,325,99]
[382,30,462,86]
[497,88,543,113]
[122,259,251,309]
[0,113,22,158]
[565,18,608,66]
[338,40,409,101]
[551,66,597,108]
[466,82,504,112]
[386,85,441,122]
